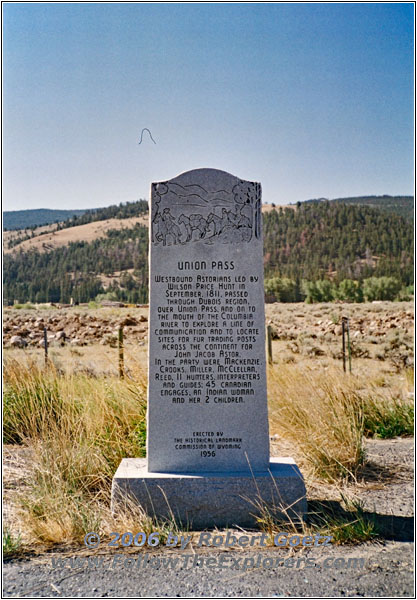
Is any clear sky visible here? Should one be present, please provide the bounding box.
[3,2,414,210]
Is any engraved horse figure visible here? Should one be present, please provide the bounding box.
[178,214,208,241]
[206,212,223,236]
[154,209,182,246]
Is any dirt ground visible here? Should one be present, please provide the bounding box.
[3,301,414,374]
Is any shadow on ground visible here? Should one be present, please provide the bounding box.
[308,499,414,542]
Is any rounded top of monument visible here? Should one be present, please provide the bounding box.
[153,168,259,188]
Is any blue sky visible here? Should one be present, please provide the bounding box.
[3,2,414,211]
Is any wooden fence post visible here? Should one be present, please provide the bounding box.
[43,327,48,367]
[341,318,346,372]
[346,317,352,373]
[118,326,124,379]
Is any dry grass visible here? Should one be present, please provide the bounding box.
[362,389,414,438]
[3,357,151,546]
[3,352,413,549]
[268,364,365,482]
[251,488,380,546]
[268,363,414,483]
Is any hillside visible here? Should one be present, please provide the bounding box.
[5,204,278,254]
[3,200,149,234]
[332,195,414,221]
[3,208,88,231]
[263,202,413,300]
[3,201,413,305]
[303,195,414,222]
[4,194,412,233]
[4,216,149,255]
[4,200,150,251]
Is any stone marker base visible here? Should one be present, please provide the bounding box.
[111,457,307,529]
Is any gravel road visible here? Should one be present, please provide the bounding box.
[3,540,414,597]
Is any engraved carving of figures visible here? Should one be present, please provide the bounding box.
[151,187,161,244]
[154,208,181,246]
[237,199,253,228]
[232,182,256,241]
[151,182,168,243]
[227,210,239,227]
[178,213,208,241]
[178,214,192,241]
[189,214,208,239]
[220,208,229,232]
[254,183,261,239]
[207,212,223,236]
[220,208,236,232]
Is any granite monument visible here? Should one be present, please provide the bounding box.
[112,168,306,528]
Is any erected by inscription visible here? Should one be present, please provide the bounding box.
[147,168,269,473]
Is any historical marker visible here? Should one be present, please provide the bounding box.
[148,168,268,473]
[112,169,306,528]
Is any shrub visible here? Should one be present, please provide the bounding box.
[268,364,414,480]
[302,280,335,303]
[396,285,414,301]
[12,303,36,310]
[95,292,119,302]
[336,279,364,303]
[3,528,22,558]
[4,361,63,444]
[362,394,414,438]
[363,277,402,301]
[264,277,298,302]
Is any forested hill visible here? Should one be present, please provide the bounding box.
[4,195,413,231]
[263,201,413,283]
[303,195,414,222]
[3,209,87,230]
[3,200,413,305]
[3,201,148,231]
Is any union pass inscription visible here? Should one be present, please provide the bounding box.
[147,169,270,473]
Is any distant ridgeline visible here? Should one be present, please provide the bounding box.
[3,198,414,304]
[3,200,149,231]
[303,195,414,222]
[3,208,87,231]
